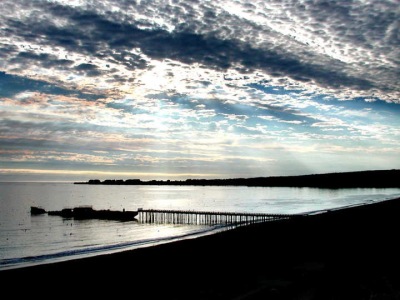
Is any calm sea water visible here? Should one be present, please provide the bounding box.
[1,182,399,270]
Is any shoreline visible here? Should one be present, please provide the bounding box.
[0,223,231,271]
[75,169,400,189]
[2,197,400,299]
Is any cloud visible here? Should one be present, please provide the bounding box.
[0,72,105,100]
[1,0,398,100]
[74,63,103,77]
[0,0,399,179]
[12,51,74,69]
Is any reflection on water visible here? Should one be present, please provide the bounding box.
[1,182,399,270]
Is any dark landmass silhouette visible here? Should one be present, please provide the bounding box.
[75,169,400,188]
[3,197,400,299]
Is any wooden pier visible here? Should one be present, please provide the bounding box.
[137,209,299,226]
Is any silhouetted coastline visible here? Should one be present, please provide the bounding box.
[2,197,400,299]
[75,169,400,188]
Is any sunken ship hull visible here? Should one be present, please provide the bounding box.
[33,206,138,221]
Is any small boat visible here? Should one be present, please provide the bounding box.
[31,206,46,215]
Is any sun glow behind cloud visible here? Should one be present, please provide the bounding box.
[0,0,399,181]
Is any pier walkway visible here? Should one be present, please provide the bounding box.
[137,208,300,226]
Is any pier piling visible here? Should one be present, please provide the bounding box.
[137,209,297,226]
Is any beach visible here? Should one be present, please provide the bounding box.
[2,197,400,299]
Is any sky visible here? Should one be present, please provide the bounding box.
[0,0,399,182]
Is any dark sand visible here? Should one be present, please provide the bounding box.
[2,198,400,299]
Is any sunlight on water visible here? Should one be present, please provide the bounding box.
[1,182,399,270]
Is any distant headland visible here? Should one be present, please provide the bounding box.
[75,169,400,188]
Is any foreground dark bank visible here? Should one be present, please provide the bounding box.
[75,169,400,188]
[2,198,400,299]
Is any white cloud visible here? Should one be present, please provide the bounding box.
[0,0,399,179]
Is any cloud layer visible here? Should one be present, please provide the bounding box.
[0,0,399,180]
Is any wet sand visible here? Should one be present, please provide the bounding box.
[2,198,400,299]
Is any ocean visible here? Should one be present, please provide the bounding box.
[1,182,399,270]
